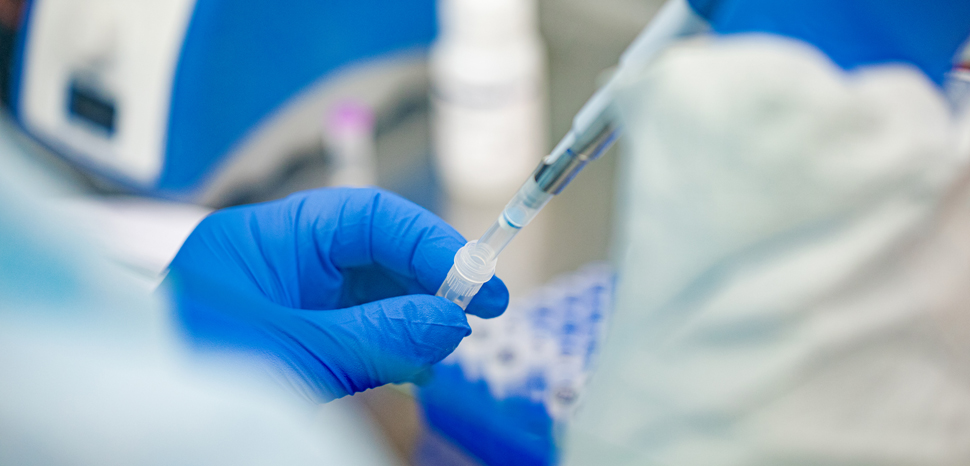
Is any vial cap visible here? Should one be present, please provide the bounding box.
[453,240,498,283]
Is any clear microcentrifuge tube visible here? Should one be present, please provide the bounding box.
[436,240,498,309]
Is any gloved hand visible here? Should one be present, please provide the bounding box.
[687,0,970,86]
[163,187,509,401]
[418,364,556,466]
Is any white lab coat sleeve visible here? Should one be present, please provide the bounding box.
[564,35,970,465]
[0,123,398,466]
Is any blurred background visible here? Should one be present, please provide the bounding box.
[0,0,668,463]
[1,0,669,289]
[17,1,970,465]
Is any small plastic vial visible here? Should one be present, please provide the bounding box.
[323,100,377,187]
[436,240,498,309]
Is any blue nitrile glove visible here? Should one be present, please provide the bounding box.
[418,364,556,466]
[163,187,509,401]
[687,0,970,87]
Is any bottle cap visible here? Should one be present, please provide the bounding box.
[438,0,538,45]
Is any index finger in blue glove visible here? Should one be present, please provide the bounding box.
[303,188,509,318]
[174,188,508,317]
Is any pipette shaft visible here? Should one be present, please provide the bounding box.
[436,0,706,309]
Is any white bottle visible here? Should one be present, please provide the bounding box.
[431,0,548,204]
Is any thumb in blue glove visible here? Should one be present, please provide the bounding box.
[163,188,509,401]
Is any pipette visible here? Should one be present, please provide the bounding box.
[436,0,707,309]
